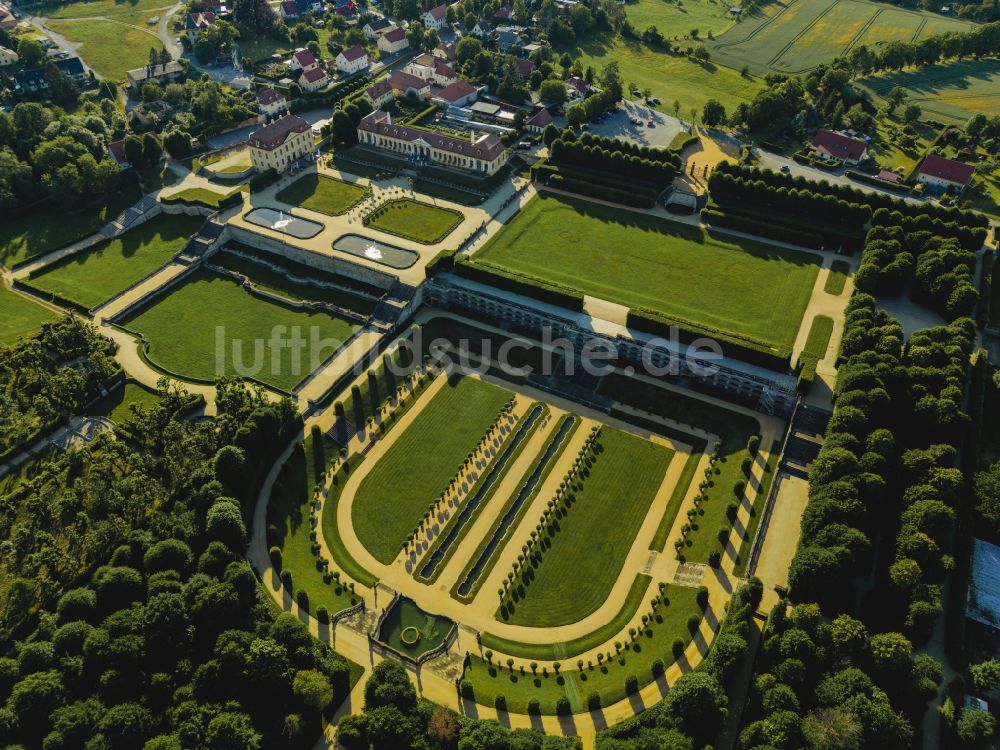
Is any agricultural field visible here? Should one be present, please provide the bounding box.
[40,0,175,20]
[364,199,463,244]
[625,0,736,39]
[276,174,369,216]
[121,268,359,391]
[46,19,164,80]
[0,286,57,345]
[27,214,202,309]
[859,59,1000,124]
[708,0,975,76]
[571,33,761,114]
[473,193,820,354]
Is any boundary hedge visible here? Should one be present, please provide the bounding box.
[453,259,586,311]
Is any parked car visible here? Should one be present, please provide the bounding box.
[652,97,661,105]
[780,165,791,174]
[647,120,655,127]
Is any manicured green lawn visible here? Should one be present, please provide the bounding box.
[122,268,358,391]
[0,286,57,346]
[87,382,161,424]
[351,375,511,564]
[365,198,463,244]
[482,574,652,660]
[163,186,245,208]
[800,315,834,363]
[276,174,369,216]
[570,32,762,114]
[271,432,362,616]
[500,428,672,627]
[0,182,141,268]
[825,260,850,295]
[465,584,701,713]
[598,374,760,566]
[475,193,820,353]
[47,19,165,81]
[28,214,203,309]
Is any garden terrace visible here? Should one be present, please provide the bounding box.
[471,193,821,357]
[275,173,370,216]
[119,268,359,392]
[498,427,674,628]
[25,215,203,309]
[363,199,463,245]
[350,374,511,564]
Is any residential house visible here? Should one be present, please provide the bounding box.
[125,60,184,93]
[248,114,313,173]
[471,20,492,38]
[377,26,409,55]
[257,86,290,117]
[0,8,15,31]
[495,26,522,52]
[363,79,394,108]
[279,0,301,19]
[433,41,457,62]
[357,108,509,174]
[10,58,87,98]
[335,44,368,74]
[333,0,357,16]
[387,70,430,100]
[299,65,329,90]
[404,53,456,86]
[107,139,130,169]
[288,48,319,73]
[432,80,478,108]
[54,56,87,84]
[513,57,533,80]
[495,5,512,20]
[809,128,867,165]
[917,154,975,193]
[422,3,448,30]
[565,75,589,100]
[0,45,15,66]
[185,12,216,43]
[362,16,393,39]
[525,107,552,134]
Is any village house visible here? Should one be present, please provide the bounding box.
[125,60,184,94]
[432,80,478,108]
[248,114,313,173]
[299,65,329,91]
[917,154,975,193]
[257,87,290,117]
[363,16,393,39]
[433,41,457,62]
[809,128,868,165]
[377,26,410,55]
[0,45,18,66]
[335,44,369,74]
[513,57,534,80]
[357,109,509,174]
[185,12,216,43]
[525,107,553,134]
[363,79,395,109]
[387,70,431,100]
[422,3,448,30]
[288,48,319,73]
[403,53,457,86]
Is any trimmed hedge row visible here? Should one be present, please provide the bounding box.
[706,199,863,252]
[870,207,987,252]
[453,259,585,311]
[161,190,243,210]
[550,137,676,187]
[547,173,656,209]
[715,161,988,227]
[845,169,910,194]
[701,208,824,250]
[575,130,682,165]
[626,306,791,372]
[424,247,458,277]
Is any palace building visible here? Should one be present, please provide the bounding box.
[248,115,313,174]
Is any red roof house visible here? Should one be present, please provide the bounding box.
[809,129,868,164]
[917,154,975,191]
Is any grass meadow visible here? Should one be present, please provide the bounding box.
[474,193,820,353]
[0,287,57,345]
[28,214,202,309]
[351,375,511,564]
[365,199,463,244]
[122,268,358,391]
[47,19,165,80]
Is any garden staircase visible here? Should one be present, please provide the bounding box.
[99,196,158,239]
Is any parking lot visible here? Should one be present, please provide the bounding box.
[584,99,688,149]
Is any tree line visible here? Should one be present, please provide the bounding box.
[548,135,678,187]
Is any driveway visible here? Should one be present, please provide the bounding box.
[586,99,686,149]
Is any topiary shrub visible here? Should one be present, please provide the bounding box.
[696,585,709,608]
[296,589,309,611]
[718,526,730,544]
[280,570,293,590]
[742,456,753,475]
[269,546,282,570]
[494,694,506,711]
[527,698,540,715]
[587,691,601,710]
[651,658,665,676]
[316,606,329,623]
[672,639,685,658]
[733,480,746,497]
[460,680,474,700]
[625,675,639,694]
[708,550,722,568]
[556,697,571,715]
[748,435,760,455]
[726,502,739,522]
[687,614,701,634]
